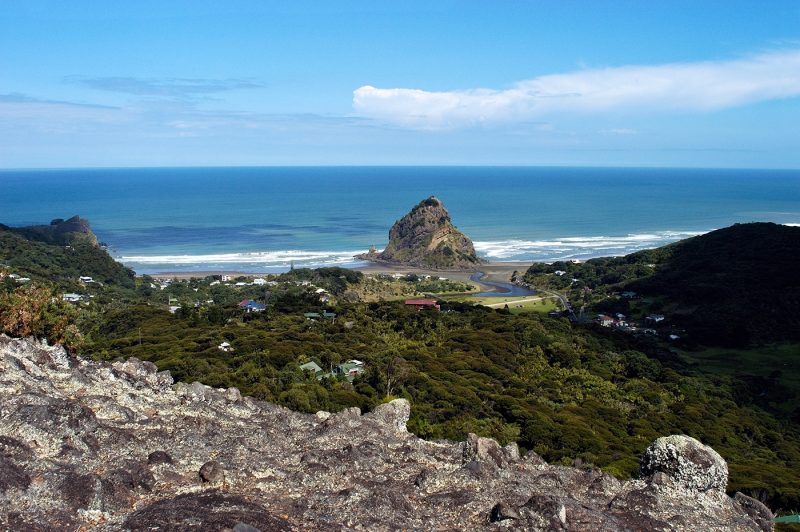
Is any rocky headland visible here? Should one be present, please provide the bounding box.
[1,215,99,246]
[358,197,486,271]
[0,335,773,530]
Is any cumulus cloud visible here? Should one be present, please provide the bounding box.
[353,49,800,129]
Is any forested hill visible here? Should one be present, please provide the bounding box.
[0,217,134,289]
[629,223,800,346]
[525,223,800,347]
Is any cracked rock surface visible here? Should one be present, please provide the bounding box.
[0,336,772,530]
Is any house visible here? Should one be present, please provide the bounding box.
[595,314,614,327]
[221,275,232,282]
[239,299,266,312]
[333,359,366,380]
[235,281,248,287]
[252,278,267,285]
[621,291,637,298]
[645,314,666,325]
[299,361,324,380]
[15,277,31,283]
[79,276,94,283]
[218,341,231,352]
[554,270,567,276]
[405,299,441,311]
[62,293,83,303]
[304,311,335,320]
[168,305,181,314]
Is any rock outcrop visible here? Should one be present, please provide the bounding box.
[358,197,486,270]
[2,215,99,246]
[0,335,773,530]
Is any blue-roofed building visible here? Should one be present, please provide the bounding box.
[239,299,267,312]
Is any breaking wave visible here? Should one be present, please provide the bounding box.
[474,230,707,262]
[119,249,368,273]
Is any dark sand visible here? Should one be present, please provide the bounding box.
[151,261,530,285]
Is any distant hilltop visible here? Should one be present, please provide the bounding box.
[0,215,98,247]
[358,196,486,270]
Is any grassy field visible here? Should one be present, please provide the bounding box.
[439,292,561,314]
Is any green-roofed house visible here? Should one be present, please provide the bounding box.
[333,359,365,381]
[304,312,322,320]
[299,361,324,380]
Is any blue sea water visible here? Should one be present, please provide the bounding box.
[1,167,799,274]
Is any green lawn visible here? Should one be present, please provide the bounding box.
[438,293,560,314]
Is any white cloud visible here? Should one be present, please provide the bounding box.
[353,49,800,129]
[601,128,638,136]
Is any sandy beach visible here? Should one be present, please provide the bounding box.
[151,261,531,285]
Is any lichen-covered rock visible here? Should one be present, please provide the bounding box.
[734,492,774,532]
[0,336,773,530]
[640,435,729,492]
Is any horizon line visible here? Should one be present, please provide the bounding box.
[2,164,800,172]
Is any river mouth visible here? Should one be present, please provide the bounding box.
[469,272,535,297]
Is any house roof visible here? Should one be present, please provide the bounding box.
[239,299,266,310]
[405,299,438,305]
[299,361,323,373]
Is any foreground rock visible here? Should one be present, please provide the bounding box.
[357,196,486,270]
[0,336,772,530]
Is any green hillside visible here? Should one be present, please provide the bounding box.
[0,217,135,289]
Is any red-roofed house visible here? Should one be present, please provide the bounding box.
[405,299,441,311]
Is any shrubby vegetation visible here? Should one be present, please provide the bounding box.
[1,220,799,510]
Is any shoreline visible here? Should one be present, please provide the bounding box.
[149,261,529,285]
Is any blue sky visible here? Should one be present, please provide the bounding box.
[1,1,799,168]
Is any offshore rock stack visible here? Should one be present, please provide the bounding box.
[0,335,773,530]
[358,196,487,270]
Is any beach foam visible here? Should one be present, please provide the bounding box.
[120,249,368,272]
[474,230,706,262]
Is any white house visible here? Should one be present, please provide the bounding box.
[252,278,267,285]
[62,293,83,303]
[79,276,94,283]
[218,341,231,352]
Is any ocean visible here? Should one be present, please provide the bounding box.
[1,166,799,274]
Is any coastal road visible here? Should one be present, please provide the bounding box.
[532,287,575,316]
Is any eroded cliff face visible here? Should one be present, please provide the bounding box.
[0,335,772,531]
[359,197,486,270]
